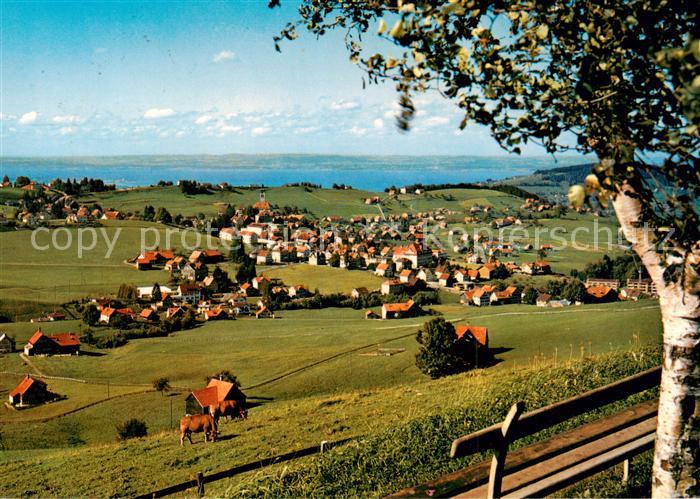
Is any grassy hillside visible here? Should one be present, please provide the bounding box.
[0,220,225,319]
[0,346,659,497]
[80,185,524,219]
[0,301,660,455]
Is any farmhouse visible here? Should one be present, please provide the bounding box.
[204,308,229,321]
[219,227,239,241]
[464,285,496,307]
[139,308,158,322]
[392,243,432,268]
[0,333,15,353]
[351,287,369,299]
[381,299,420,319]
[177,283,202,304]
[454,324,489,352]
[381,279,404,296]
[490,286,519,305]
[24,330,80,356]
[181,261,208,282]
[185,378,247,415]
[189,249,224,264]
[375,262,395,278]
[8,376,54,406]
[585,285,618,303]
[99,307,135,325]
[167,306,185,319]
[536,293,553,307]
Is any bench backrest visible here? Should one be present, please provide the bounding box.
[451,366,661,458]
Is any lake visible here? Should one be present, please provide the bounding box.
[0,154,588,191]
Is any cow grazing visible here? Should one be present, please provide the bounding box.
[179,413,217,445]
[217,399,248,422]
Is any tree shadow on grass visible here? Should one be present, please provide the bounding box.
[79,350,106,357]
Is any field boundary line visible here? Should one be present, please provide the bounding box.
[0,388,154,424]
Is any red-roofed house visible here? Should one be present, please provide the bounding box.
[23,330,80,356]
[585,285,618,303]
[455,324,490,366]
[185,378,246,414]
[381,299,420,319]
[8,376,54,406]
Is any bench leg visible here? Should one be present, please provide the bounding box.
[622,459,631,483]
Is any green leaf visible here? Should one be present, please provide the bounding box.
[536,24,549,40]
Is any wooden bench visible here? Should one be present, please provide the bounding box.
[390,366,660,498]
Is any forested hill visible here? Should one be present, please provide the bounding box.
[491,163,595,200]
[532,163,596,185]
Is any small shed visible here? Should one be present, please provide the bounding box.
[0,333,15,353]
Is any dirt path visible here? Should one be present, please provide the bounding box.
[18,353,46,377]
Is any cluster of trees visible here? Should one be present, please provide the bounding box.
[275,289,439,311]
[283,182,321,189]
[235,256,257,283]
[331,183,353,190]
[51,177,115,194]
[520,278,586,305]
[385,182,538,200]
[178,180,211,195]
[571,254,644,283]
[142,205,174,224]
[415,318,487,378]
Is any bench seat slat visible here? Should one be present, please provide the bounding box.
[501,433,655,499]
[451,367,660,459]
[388,399,657,498]
[456,416,657,498]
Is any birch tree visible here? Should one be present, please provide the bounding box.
[272,0,699,495]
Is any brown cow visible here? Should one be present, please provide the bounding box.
[180,413,217,445]
[217,399,248,422]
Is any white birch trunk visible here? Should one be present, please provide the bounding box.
[613,183,700,497]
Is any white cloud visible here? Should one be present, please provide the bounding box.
[19,111,38,125]
[330,100,360,111]
[52,114,81,124]
[424,116,450,127]
[383,110,396,119]
[0,112,16,121]
[175,130,186,138]
[251,126,272,136]
[349,126,367,136]
[213,50,236,63]
[219,125,242,134]
[373,118,385,129]
[195,114,214,125]
[296,126,320,135]
[143,108,175,119]
[59,126,76,135]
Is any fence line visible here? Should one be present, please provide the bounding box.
[136,437,356,498]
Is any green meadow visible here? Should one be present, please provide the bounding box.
[0,344,659,497]
[260,264,383,294]
[80,185,523,219]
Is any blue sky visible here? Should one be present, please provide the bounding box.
[1,1,567,157]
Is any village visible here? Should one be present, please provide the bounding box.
[1,179,658,425]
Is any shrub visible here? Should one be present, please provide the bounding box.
[116,418,147,441]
